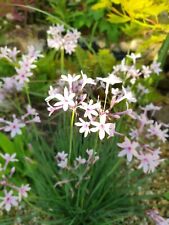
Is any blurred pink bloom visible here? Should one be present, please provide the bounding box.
[4,115,25,138]
[0,190,18,212]
[147,209,169,225]
[118,137,138,162]
[150,61,162,75]
[18,184,31,201]
[137,150,162,173]
[148,122,169,143]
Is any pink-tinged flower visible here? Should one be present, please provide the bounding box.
[2,77,17,91]
[26,46,43,60]
[118,137,138,162]
[0,46,19,62]
[63,29,81,55]
[8,47,20,61]
[15,68,33,84]
[97,73,122,87]
[127,53,141,64]
[126,66,141,84]
[18,56,36,70]
[113,58,128,73]
[79,100,100,120]
[0,190,18,212]
[116,87,136,104]
[80,71,96,89]
[150,61,162,75]
[148,122,169,143]
[18,184,31,201]
[47,105,61,116]
[129,129,139,140]
[137,151,161,173]
[147,209,169,225]
[75,118,91,137]
[55,151,68,169]
[4,115,25,138]
[142,65,152,78]
[47,25,80,55]
[142,103,161,112]
[138,113,153,131]
[26,105,37,115]
[86,149,99,164]
[76,156,86,165]
[0,153,18,164]
[46,87,75,112]
[61,74,80,90]
[47,25,65,35]
[90,114,112,140]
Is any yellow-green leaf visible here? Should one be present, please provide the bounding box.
[92,0,112,10]
[108,14,130,23]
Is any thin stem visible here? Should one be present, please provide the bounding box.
[89,21,98,48]
[60,48,64,74]
[103,82,109,111]
[69,109,75,161]
[25,84,31,106]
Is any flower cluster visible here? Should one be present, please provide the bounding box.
[0,153,30,212]
[0,46,43,103]
[47,24,81,54]
[113,53,162,84]
[46,54,167,174]
[45,70,135,140]
[54,149,99,188]
[147,209,169,225]
[0,46,20,62]
[118,104,168,173]
[55,149,99,169]
[0,105,40,138]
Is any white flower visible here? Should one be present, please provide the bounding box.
[150,61,162,75]
[126,66,141,84]
[47,25,80,55]
[55,151,68,169]
[0,153,18,164]
[90,114,113,140]
[142,65,152,78]
[76,156,86,164]
[61,74,80,90]
[127,53,141,64]
[47,25,65,35]
[80,71,96,89]
[116,87,136,103]
[79,99,100,120]
[97,73,122,87]
[75,118,91,137]
[142,103,161,112]
[46,87,75,112]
